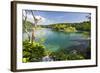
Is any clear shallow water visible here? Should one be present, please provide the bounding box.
[23,28,90,52]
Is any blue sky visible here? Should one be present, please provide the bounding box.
[23,10,90,25]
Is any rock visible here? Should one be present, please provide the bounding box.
[42,55,53,62]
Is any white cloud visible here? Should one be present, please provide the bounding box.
[35,15,46,24]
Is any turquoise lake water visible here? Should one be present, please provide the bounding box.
[23,28,90,52]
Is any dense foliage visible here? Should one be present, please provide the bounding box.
[50,49,85,61]
[23,40,46,62]
[23,20,33,32]
[40,21,91,32]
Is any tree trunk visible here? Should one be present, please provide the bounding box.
[31,10,37,42]
[32,28,35,42]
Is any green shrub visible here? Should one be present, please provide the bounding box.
[23,40,46,62]
[64,27,77,32]
[50,51,68,61]
[67,53,85,60]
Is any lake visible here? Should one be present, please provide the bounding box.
[23,28,90,52]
